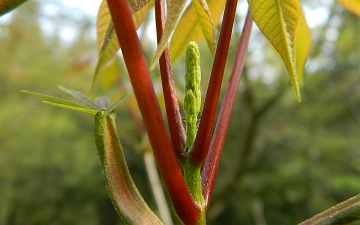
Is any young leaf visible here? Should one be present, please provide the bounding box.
[95,97,110,109]
[170,0,227,63]
[59,86,99,109]
[0,0,28,16]
[94,110,163,224]
[42,101,98,115]
[21,90,89,109]
[296,9,311,85]
[192,0,215,56]
[93,0,149,91]
[150,0,188,70]
[248,0,301,102]
[336,0,360,17]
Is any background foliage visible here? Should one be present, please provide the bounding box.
[0,0,359,224]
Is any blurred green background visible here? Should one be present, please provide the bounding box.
[0,0,359,224]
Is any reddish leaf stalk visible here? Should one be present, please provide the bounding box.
[191,0,239,167]
[106,0,200,223]
[155,0,186,161]
[201,10,253,206]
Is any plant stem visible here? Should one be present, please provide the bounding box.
[191,0,239,167]
[154,0,185,161]
[201,9,253,207]
[106,0,201,223]
[183,154,206,225]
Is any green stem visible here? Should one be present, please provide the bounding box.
[183,155,206,225]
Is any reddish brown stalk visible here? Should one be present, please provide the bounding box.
[155,0,185,161]
[106,0,200,223]
[191,0,238,167]
[201,10,253,207]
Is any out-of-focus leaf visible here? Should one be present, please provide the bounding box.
[170,0,226,63]
[150,0,188,70]
[192,0,215,56]
[248,0,301,102]
[107,93,129,112]
[336,0,360,17]
[0,0,28,16]
[299,193,360,225]
[296,8,312,85]
[94,110,163,225]
[93,0,149,91]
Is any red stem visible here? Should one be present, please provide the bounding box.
[190,0,238,167]
[155,0,186,161]
[201,10,253,207]
[106,0,200,223]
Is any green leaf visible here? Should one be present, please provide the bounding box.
[94,110,163,225]
[150,0,188,70]
[42,102,98,115]
[248,0,301,102]
[299,193,360,225]
[21,90,89,109]
[93,0,149,91]
[0,0,28,16]
[336,0,360,17]
[59,86,99,109]
[192,0,215,56]
[296,9,312,85]
[170,0,226,63]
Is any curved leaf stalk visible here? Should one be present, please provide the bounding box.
[106,0,201,223]
[191,0,239,167]
[298,193,360,225]
[155,0,186,161]
[201,9,253,207]
[94,109,163,224]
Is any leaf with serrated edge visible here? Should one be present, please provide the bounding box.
[170,0,226,63]
[192,0,215,56]
[296,9,311,85]
[248,0,301,102]
[336,0,360,17]
[59,86,99,109]
[93,0,149,91]
[150,0,188,70]
[42,102,98,114]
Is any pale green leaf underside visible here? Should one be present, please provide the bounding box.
[248,0,301,102]
[170,0,226,63]
[150,0,188,70]
[336,0,360,17]
[192,0,215,56]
